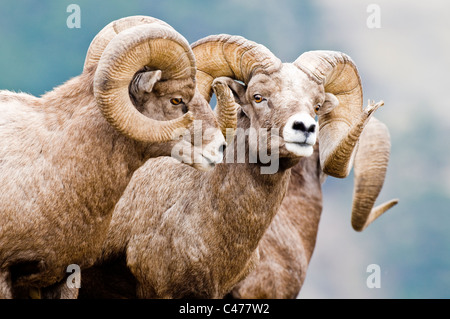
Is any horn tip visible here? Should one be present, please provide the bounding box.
[352,198,399,232]
[365,99,385,115]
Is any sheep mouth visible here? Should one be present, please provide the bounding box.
[202,155,217,167]
[284,141,315,157]
[285,141,312,147]
[193,153,222,171]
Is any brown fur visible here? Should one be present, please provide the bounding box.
[0,63,222,298]
[77,45,380,300]
[229,119,395,299]
[79,114,297,299]
[78,64,328,299]
[230,144,323,299]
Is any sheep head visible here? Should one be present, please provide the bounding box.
[192,35,323,168]
[84,16,231,171]
[192,35,397,229]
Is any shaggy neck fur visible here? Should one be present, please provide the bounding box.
[0,67,154,291]
[230,145,323,299]
[84,109,302,299]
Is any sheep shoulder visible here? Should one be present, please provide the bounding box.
[0,67,138,286]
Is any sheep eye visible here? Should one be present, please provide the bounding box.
[170,98,183,106]
[253,94,265,103]
[314,104,321,114]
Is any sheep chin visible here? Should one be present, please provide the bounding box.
[284,142,314,157]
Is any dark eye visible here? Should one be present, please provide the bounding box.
[314,104,321,114]
[253,94,265,103]
[170,98,183,106]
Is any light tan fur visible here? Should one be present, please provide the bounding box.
[230,117,397,299]
[78,62,335,299]
[78,36,390,300]
[230,145,322,298]
[0,60,223,298]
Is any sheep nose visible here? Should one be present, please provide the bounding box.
[292,121,316,134]
[218,142,227,156]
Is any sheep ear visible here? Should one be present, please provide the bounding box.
[228,81,247,105]
[318,92,339,116]
[135,70,162,93]
[129,70,162,104]
[225,79,248,116]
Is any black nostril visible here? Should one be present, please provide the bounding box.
[292,121,307,132]
[293,121,316,134]
[219,143,227,154]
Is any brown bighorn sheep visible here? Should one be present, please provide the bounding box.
[230,117,399,299]
[78,34,390,299]
[0,16,232,299]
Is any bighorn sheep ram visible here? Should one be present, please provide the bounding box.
[230,117,399,299]
[0,16,232,299]
[78,34,391,299]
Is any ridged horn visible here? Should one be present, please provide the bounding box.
[351,117,399,231]
[93,18,196,143]
[84,16,173,71]
[191,34,282,102]
[211,78,239,144]
[294,51,376,178]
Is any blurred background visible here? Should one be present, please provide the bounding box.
[0,0,448,299]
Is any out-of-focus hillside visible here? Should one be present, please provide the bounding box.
[299,0,450,299]
[0,0,448,299]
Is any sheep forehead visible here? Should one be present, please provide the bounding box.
[247,73,278,94]
[253,64,320,93]
[250,64,324,112]
[153,78,195,101]
[278,64,324,100]
[189,89,219,124]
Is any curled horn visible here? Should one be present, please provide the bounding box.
[84,16,173,71]
[191,35,281,140]
[294,51,397,230]
[351,116,399,231]
[211,79,239,144]
[294,51,378,178]
[191,34,282,102]
[92,16,196,143]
